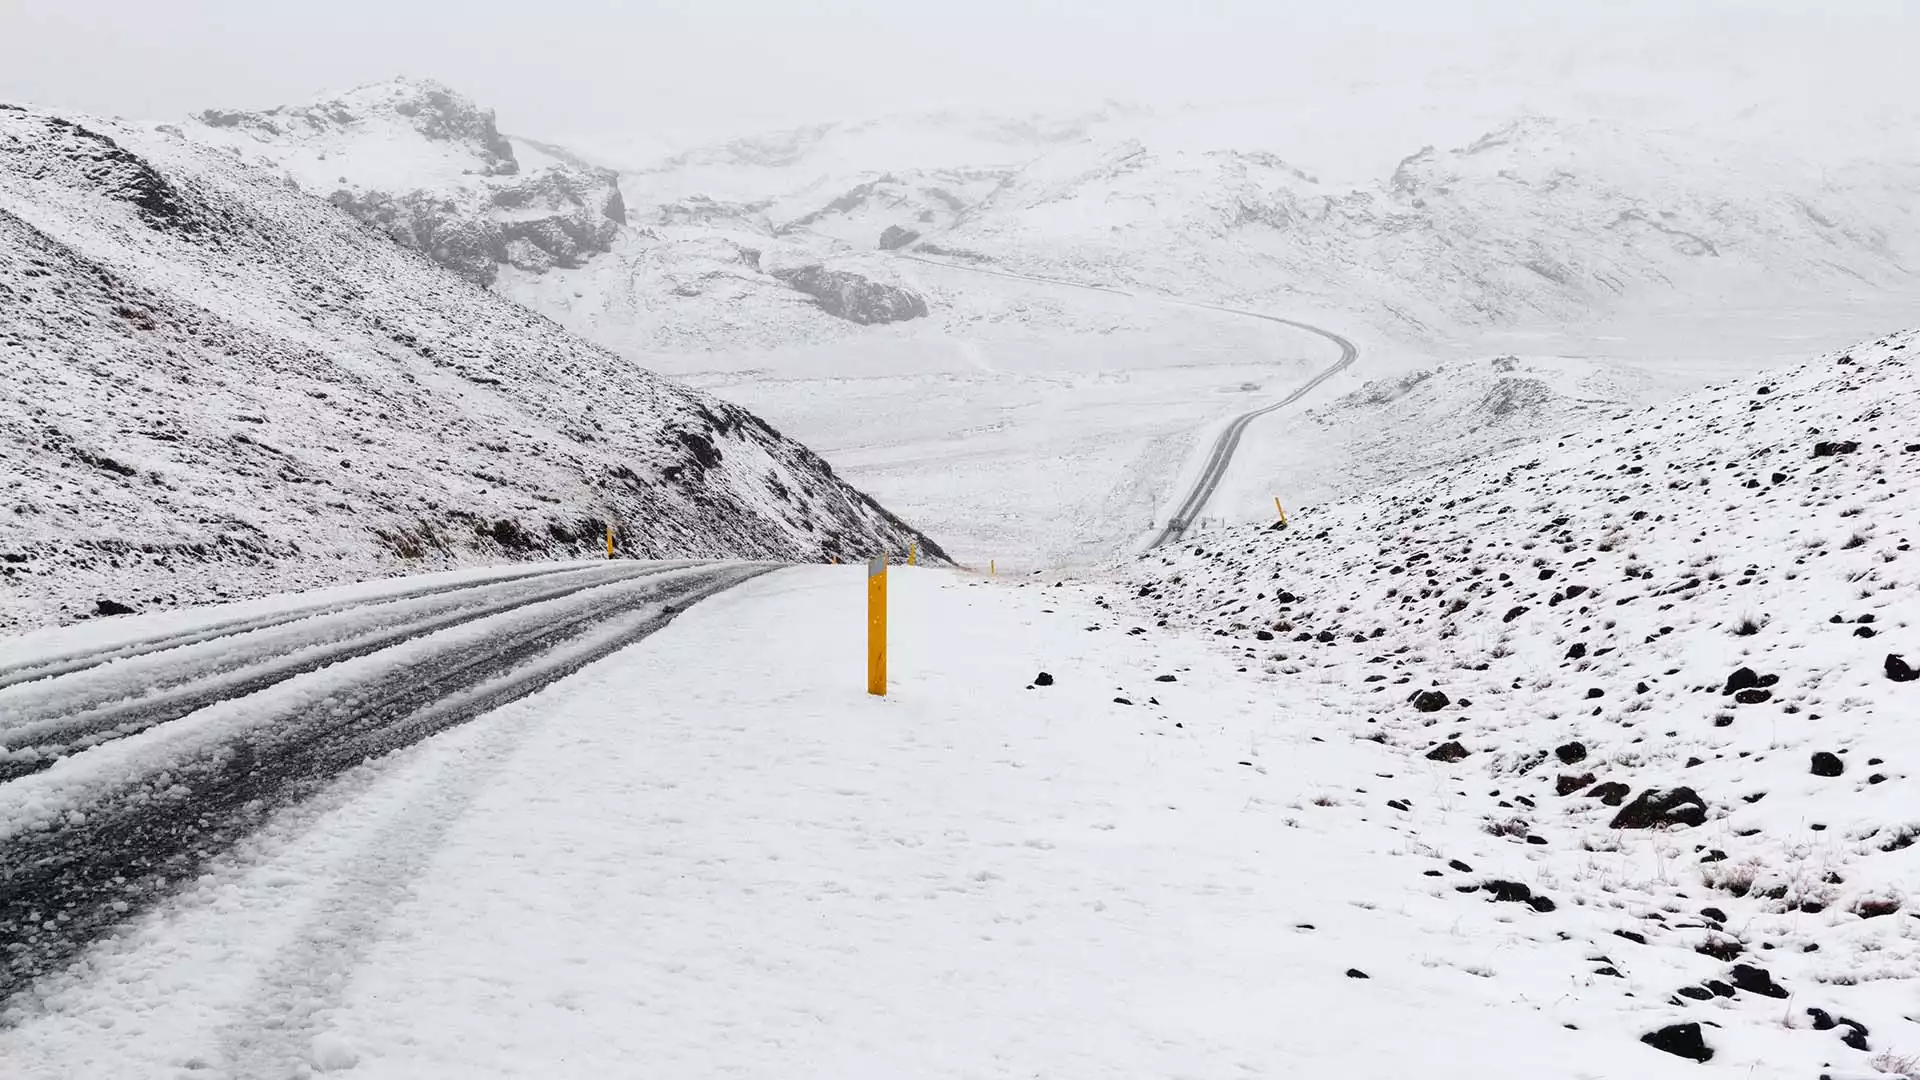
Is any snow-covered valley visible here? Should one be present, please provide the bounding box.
[5,22,1920,1078]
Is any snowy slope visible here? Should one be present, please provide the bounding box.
[176,80,939,354]
[184,79,626,287]
[0,103,944,632]
[925,112,1920,338]
[1119,327,1920,1071]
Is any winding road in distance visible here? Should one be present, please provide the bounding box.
[896,253,1360,548]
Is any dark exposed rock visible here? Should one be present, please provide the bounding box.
[1729,963,1788,998]
[772,265,929,325]
[877,225,921,250]
[1425,741,1470,762]
[1812,440,1859,457]
[1588,781,1631,806]
[1032,671,1054,686]
[1555,741,1588,764]
[1555,772,1596,796]
[1610,786,1707,829]
[1810,751,1844,777]
[93,598,136,617]
[1724,667,1761,695]
[1733,688,1771,705]
[1641,1022,1713,1062]
[1887,654,1917,683]
[1410,689,1450,712]
[1345,968,1369,979]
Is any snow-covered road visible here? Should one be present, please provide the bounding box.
[894,253,1359,548]
[1,567,1704,1079]
[0,560,771,1002]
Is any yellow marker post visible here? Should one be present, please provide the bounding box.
[989,559,995,576]
[606,524,615,558]
[867,556,887,696]
[909,543,917,566]
[1274,497,1289,528]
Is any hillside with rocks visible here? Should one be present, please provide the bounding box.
[175,80,935,356]
[0,103,944,632]
[1111,327,1920,1073]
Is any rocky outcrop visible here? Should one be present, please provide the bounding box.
[186,80,626,287]
[771,265,929,324]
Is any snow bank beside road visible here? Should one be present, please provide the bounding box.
[1,567,1700,1079]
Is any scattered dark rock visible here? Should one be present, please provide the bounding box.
[1033,672,1054,687]
[1588,781,1631,806]
[1887,654,1917,683]
[1724,667,1761,695]
[1700,907,1727,923]
[1641,1022,1713,1063]
[1810,751,1844,777]
[1610,787,1707,829]
[1733,688,1771,705]
[1836,1018,1870,1051]
[1555,741,1588,765]
[1447,859,1472,873]
[93,598,137,617]
[1812,440,1859,458]
[1696,938,1744,962]
[1411,689,1450,712]
[1677,985,1713,1001]
[1565,642,1587,660]
[1556,772,1596,796]
[1729,963,1788,998]
[1585,687,1604,699]
[1345,968,1369,979]
[1426,741,1470,763]
[1807,1007,1836,1031]
[1613,929,1647,945]
[1154,674,1177,683]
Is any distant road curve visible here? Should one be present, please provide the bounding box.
[896,254,1359,548]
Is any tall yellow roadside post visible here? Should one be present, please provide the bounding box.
[867,556,887,695]
[1274,497,1288,528]
[606,524,615,558]
[909,543,917,566]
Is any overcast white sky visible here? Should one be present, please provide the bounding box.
[1,0,1912,148]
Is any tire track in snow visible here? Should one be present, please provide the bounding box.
[0,563,586,693]
[894,253,1357,548]
[0,562,701,780]
[0,561,771,1006]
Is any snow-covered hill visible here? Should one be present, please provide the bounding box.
[917,112,1920,338]
[1117,327,1920,1071]
[0,103,944,632]
[177,80,938,355]
[185,80,626,288]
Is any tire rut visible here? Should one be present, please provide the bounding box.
[0,562,770,1005]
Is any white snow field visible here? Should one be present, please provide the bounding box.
[0,567,1703,1080]
[153,78,1920,572]
[3,328,1919,1077]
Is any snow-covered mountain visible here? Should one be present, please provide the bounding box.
[902,112,1920,337]
[1119,326,1920,1071]
[0,102,944,632]
[178,80,937,356]
[185,80,627,288]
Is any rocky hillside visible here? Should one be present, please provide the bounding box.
[1113,327,1920,1072]
[0,103,945,632]
[175,80,934,355]
[185,79,625,287]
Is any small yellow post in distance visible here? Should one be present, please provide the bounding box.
[1274,497,1288,527]
[867,556,887,696]
[909,543,917,566]
[606,524,614,558]
[989,559,995,576]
